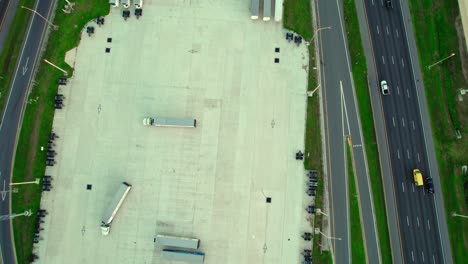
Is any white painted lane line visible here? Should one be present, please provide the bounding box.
[407,89,410,98]
[381,0,383,5]
[386,26,390,35]
[407,216,410,226]
[402,117,405,127]
[402,182,405,192]
[407,149,410,159]
[396,29,399,38]
[402,58,405,67]
[412,120,415,130]
[417,153,420,162]
[392,55,395,64]
[382,55,385,64]
[372,0,374,5]
[397,149,400,159]
[392,117,396,127]
[397,85,400,95]
[433,255,436,264]
[422,251,425,262]
[428,220,431,230]
[417,217,420,227]
[412,250,415,262]
[377,25,380,35]
[412,184,415,192]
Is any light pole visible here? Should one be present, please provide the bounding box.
[315,228,341,240]
[43,59,68,76]
[307,84,321,97]
[21,5,58,30]
[427,53,455,69]
[0,210,33,221]
[451,211,468,219]
[10,178,40,186]
[306,26,332,45]
[315,208,328,217]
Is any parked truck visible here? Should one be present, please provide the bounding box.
[101,182,132,235]
[134,0,143,8]
[143,117,197,128]
[250,0,259,19]
[155,234,200,249]
[121,0,130,8]
[109,0,119,7]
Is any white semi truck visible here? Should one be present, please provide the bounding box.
[101,182,132,235]
[143,117,197,128]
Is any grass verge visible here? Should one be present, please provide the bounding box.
[408,0,468,261]
[347,139,366,262]
[12,2,109,263]
[284,0,331,263]
[342,0,392,263]
[0,0,35,115]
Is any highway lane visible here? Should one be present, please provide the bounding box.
[316,0,381,263]
[362,0,451,262]
[0,0,55,263]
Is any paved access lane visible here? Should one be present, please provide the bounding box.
[316,0,381,263]
[0,0,55,263]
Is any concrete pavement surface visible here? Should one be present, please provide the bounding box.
[33,1,314,263]
[359,0,453,262]
[315,0,381,263]
[0,0,55,263]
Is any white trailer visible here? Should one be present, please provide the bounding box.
[143,117,197,128]
[250,0,259,19]
[274,0,283,21]
[101,182,132,235]
[263,0,272,21]
[156,235,200,249]
[109,0,119,7]
[134,0,143,8]
[121,0,131,8]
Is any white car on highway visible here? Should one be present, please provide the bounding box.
[381,80,390,95]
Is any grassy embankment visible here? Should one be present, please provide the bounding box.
[342,0,392,263]
[347,138,366,262]
[0,0,35,115]
[284,0,331,263]
[408,0,468,261]
[12,2,109,263]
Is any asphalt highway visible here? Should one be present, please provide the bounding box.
[0,0,55,263]
[362,0,452,262]
[315,0,381,263]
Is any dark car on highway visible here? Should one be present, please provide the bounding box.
[425,177,435,194]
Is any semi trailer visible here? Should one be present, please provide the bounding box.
[101,182,132,235]
[155,234,200,249]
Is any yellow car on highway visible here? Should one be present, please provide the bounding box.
[413,169,424,186]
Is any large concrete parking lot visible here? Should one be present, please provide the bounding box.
[35,1,309,263]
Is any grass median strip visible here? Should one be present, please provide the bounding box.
[408,0,468,261]
[347,138,367,263]
[342,0,392,263]
[284,0,331,262]
[0,0,35,115]
[12,2,109,263]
